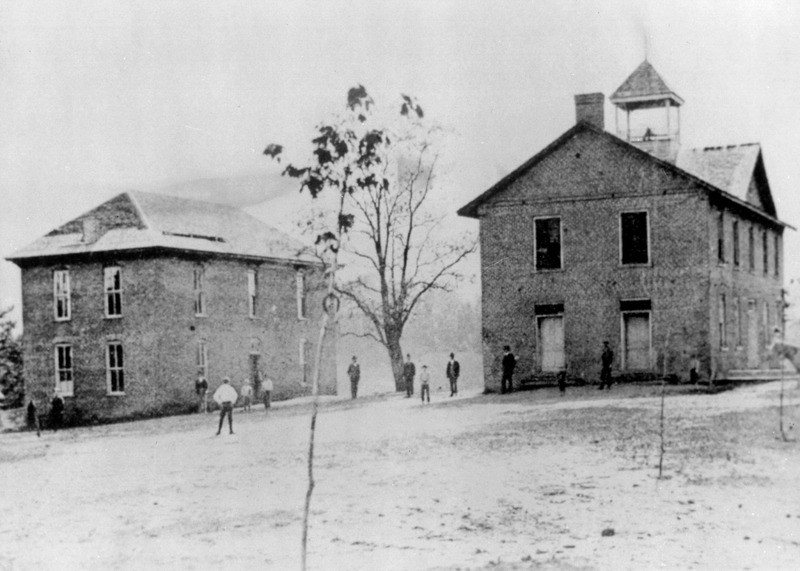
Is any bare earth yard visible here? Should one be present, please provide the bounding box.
[1,381,799,570]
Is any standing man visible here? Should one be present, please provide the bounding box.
[213,377,238,435]
[403,354,416,398]
[347,356,361,399]
[241,380,253,412]
[446,352,460,397]
[419,365,431,403]
[599,341,614,390]
[49,389,64,431]
[262,374,274,412]
[195,370,208,413]
[501,345,516,394]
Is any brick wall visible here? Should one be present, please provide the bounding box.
[20,251,335,424]
[476,128,783,390]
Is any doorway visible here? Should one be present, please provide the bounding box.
[538,315,565,372]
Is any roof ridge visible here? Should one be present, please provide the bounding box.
[125,190,152,230]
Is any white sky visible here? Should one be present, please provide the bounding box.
[2,0,800,327]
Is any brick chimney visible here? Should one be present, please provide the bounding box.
[574,92,605,130]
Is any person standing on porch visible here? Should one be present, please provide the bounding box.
[446,353,460,397]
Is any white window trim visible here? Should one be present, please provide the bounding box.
[296,271,307,320]
[53,270,71,321]
[247,269,257,318]
[619,309,652,370]
[54,344,74,397]
[533,216,563,272]
[619,210,651,266]
[197,341,208,379]
[104,266,123,319]
[194,267,206,317]
[106,342,125,395]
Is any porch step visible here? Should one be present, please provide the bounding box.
[724,369,800,382]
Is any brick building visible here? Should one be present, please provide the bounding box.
[7,191,336,423]
[458,60,791,391]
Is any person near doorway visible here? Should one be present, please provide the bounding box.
[420,365,431,403]
[347,356,361,399]
[599,341,614,390]
[446,353,460,396]
[241,381,253,412]
[501,345,516,394]
[213,377,238,435]
[403,354,416,397]
[49,390,65,431]
[195,370,208,413]
[262,374,274,412]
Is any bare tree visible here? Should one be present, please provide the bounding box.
[269,86,475,391]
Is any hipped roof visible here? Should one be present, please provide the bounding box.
[7,190,317,265]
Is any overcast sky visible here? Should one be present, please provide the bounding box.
[2,0,800,326]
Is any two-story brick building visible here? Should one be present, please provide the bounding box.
[458,60,791,391]
[7,190,336,423]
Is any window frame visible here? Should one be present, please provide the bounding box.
[196,340,208,379]
[717,211,725,264]
[762,230,769,276]
[732,220,740,268]
[247,269,257,318]
[533,216,563,271]
[774,234,780,278]
[719,293,727,350]
[748,225,755,272]
[299,338,309,384]
[619,210,650,266]
[104,266,123,318]
[54,344,74,396]
[193,267,206,317]
[53,270,71,321]
[106,342,125,395]
[296,270,307,320]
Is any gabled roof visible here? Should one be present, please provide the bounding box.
[610,60,684,109]
[456,122,790,229]
[674,144,775,214]
[7,191,317,264]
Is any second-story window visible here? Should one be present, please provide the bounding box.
[247,269,257,318]
[748,226,755,271]
[620,211,649,265]
[732,221,740,268]
[296,271,306,319]
[774,234,780,277]
[534,217,562,270]
[762,230,769,276]
[104,266,122,317]
[717,212,725,263]
[53,270,71,321]
[193,267,206,316]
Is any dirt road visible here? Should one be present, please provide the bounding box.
[1,382,798,570]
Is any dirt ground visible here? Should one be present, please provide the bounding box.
[1,380,799,570]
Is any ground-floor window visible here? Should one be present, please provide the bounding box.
[54,344,74,396]
[299,338,310,384]
[106,342,125,395]
[197,341,208,379]
[621,307,651,370]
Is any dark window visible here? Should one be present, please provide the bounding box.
[748,226,755,270]
[732,221,739,268]
[620,299,651,311]
[621,212,649,265]
[762,230,769,276]
[534,303,564,315]
[774,234,780,277]
[717,212,725,263]
[107,343,125,394]
[534,217,562,270]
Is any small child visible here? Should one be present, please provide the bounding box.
[419,365,430,403]
[241,381,253,412]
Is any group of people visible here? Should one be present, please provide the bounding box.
[194,370,275,436]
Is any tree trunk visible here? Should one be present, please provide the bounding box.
[386,331,405,392]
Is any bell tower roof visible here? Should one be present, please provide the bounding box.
[610,60,684,110]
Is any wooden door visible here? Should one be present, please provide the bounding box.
[623,313,650,369]
[539,316,565,372]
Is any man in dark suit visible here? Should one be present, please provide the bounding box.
[403,354,416,397]
[501,345,516,394]
[446,353,460,397]
[599,341,614,390]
